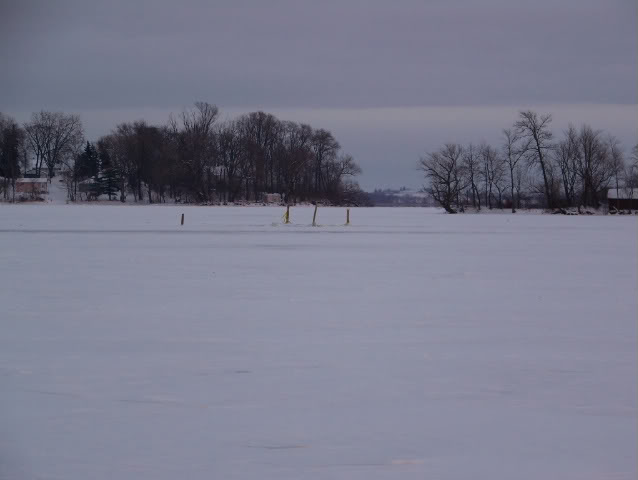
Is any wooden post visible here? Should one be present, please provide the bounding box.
[346,208,350,225]
[284,205,290,224]
[312,204,318,226]
[181,213,184,226]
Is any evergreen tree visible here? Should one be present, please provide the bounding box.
[76,141,99,180]
[96,140,119,200]
[0,120,24,200]
[0,124,22,178]
[100,167,120,200]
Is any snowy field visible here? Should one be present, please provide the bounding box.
[0,205,636,480]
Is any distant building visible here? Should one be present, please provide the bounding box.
[23,166,66,179]
[78,179,96,193]
[23,168,49,178]
[261,193,282,204]
[16,178,48,195]
[607,188,638,211]
[368,188,431,207]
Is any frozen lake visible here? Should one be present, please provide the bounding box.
[1,205,636,480]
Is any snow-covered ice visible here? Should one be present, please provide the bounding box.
[0,205,636,480]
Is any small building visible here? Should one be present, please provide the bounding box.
[607,188,638,211]
[16,178,49,195]
[78,180,96,193]
[261,193,282,204]
[23,166,66,179]
[23,169,43,179]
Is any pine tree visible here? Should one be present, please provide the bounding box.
[96,141,119,200]
[97,168,119,200]
[90,175,105,199]
[0,124,22,178]
[0,123,23,201]
[76,141,100,180]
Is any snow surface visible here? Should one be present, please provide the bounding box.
[45,179,70,204]
[0,205,636,480]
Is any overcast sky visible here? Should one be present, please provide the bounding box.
[1,0,636,189]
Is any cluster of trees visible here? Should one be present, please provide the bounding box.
[420,110,638,213]
[0,103,366,205]
[0,113,27,201]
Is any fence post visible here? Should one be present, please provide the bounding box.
[346,208,350,225]
[312,205,318,226]
[284,205,290,224]
[181,213,184,226]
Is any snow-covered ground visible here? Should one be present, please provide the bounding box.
[0,205,636,480]
[45,178,70,204]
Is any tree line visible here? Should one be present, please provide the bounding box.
[0,103,366,205]
[419,110,638,213]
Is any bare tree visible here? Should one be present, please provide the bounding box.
[479,143,503,209]
[554,125,579,207]
[173,102,219,202]
[419,143,466,213]
[462,143,481,210]
[323,153,362,200]
[58,141,87,202]
[23,114,49,176]
[626,144,638,203]
[575,125,614,208]
[502,129,530,212]
[311,129,340,195]
[216,120,246,203]
[236,111,278,200]
[24,111,84,179]
[607,134,624,204]
[337,179,369,206]
[514,110,554,208]
[60,156,79,201]
[278,121,313,203]
[513,165,527,208]
[103,127,138,202]
[491,156,507,209]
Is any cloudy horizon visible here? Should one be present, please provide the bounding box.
[2,0,636,190]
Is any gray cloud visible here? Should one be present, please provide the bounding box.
[1,0,636,188]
